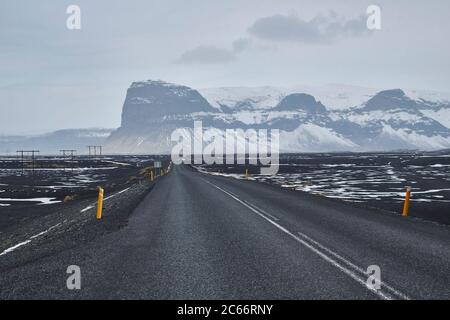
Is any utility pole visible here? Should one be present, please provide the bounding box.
[60,149,77,171]
[16,150,40,174]
[17,150,24,174]
[87,145,102,162]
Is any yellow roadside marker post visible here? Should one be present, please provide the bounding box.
[96,187,104,220]
[150,170,154,182]
[245,169,249,179]
[402,186,412,217]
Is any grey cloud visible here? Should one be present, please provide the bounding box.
[176,11,368,66]
[232,38,252,53]
[248,12,369,44]
[177,39,253,65]
[177,45,236,65]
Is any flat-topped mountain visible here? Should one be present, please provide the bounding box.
[121,80,215,128]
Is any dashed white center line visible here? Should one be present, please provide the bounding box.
[242,199,280,221]
[202,178,410,300]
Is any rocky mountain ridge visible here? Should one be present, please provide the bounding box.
[104,80,450,153]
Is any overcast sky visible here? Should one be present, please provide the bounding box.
[1,0,449,134]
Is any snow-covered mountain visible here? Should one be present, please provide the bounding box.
[328,89,450,150]
[199,84,450,111]
[199,84,379,111]
[104,80,450,154]
[4,81,448,155]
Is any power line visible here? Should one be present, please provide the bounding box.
[16,150,40,174]
[87,146,103,161]
[60,149,77,171]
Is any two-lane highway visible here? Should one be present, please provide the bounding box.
[1,165,449,299]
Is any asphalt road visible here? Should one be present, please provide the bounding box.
[1,165,450,299]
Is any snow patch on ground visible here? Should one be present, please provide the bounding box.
[0,197,61,205]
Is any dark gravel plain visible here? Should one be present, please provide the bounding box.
[0,155,171,243]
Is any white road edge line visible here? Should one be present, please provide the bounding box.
[104,187,131,201]
[80,187,131,212]
[202,178,410,300]
[1,187,133,258]
[80,205,94,213]
[0,223,62,257]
